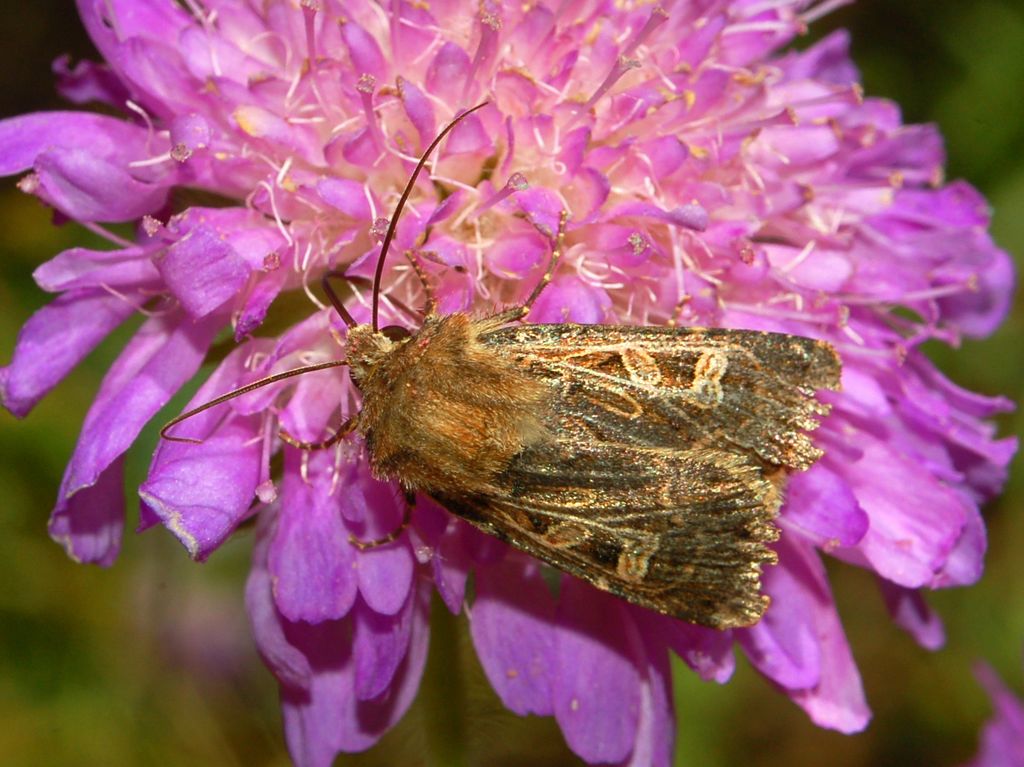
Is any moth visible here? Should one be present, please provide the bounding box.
[164,103,841,630]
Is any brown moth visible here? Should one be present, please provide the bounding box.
[164,103,841,630]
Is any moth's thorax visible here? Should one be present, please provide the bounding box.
[353,312,550,496]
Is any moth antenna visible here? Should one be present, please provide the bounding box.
[325,272,423,323]
[322,269,357,327]
[371,100,490,331]
[161,360,349,443]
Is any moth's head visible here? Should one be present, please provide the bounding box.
[344,323,411,386]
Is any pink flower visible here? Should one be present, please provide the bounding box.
[964,662,1024,767]
[0,1,1015,765]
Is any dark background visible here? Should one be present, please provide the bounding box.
[0,2,1021,765]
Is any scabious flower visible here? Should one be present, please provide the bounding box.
[0,0,1015,764]
[964,662,1024,767]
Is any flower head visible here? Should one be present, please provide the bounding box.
[0,0,1016,765]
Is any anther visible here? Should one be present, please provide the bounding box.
[142,216,164,237]
[16,173,40,194]
[170,144,192,162]
[371,217,390,241]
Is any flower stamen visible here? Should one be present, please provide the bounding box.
[621,6,669,60]
[301,0,321,65]
[572,6,669,127]
[801,0,856,25]
[473,173,529,218]
[357,75,386,155]
[255,179,294,247]
[464,3,503,100]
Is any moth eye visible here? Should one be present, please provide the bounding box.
[381,325,411,342]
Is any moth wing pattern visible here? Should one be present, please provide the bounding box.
[434,441,782,628]
[436,322,842,629]
[482,323,841,471]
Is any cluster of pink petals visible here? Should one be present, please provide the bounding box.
[0,0,1016,764]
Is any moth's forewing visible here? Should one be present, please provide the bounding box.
[437,323,841,629]
[435,443,781,629]
[484,324,840,471]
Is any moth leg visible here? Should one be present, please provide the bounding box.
[279,415,356,451]
[348,492,414,550]
[404,249,438,316]
[492,209,569,324]
[667,294,690,327]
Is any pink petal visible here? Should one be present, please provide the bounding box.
[771,535,870,732]
[516,187,563,238]
[397,76,436,146]
[347,466,414,616]
[637,135,688,178]
[115,36,203,117]
[485,229,547,278]
[317,177,372,220]
[269,449,358,622]
[235,267,287,340]
[1,289,137,417]
[169,113,212,158]
[778,30,858,85]
[553,579,641,764]
[608,201,709,232]
[879,581,945,650]
[340,20,387,80]
[443,112,492,156]
[430,516,474,614]
[52,55,129,107]
[246,512,313,690]
[784,461,868,548]
[155,224,251,318]
[529,275,612,323]
[939,246,1014,338]
[839,436,970,587]
[60,310,221,502]
[140,340,268,558]
[968,663,1024,767]
[48,456,125,566]
[425,42,470,104]
[627,628,674,767]
[140,417,261,559]
[654,615,735,684]
[352,595,415,700]
[281,583,430,764]
[33,245,159,292]
[0,111,155,174]
[740,536,824,691]
[35,147,170,222]
[469,556,557,716]
[931,502,987,588]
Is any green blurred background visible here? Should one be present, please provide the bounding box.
[0,2,1021,765]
